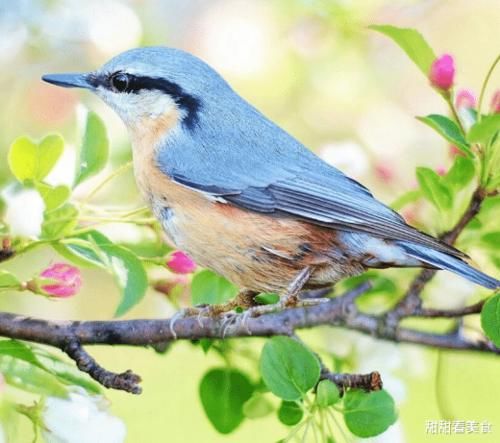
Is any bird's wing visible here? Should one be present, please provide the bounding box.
[170,164,465,259]
[156,99,463,259]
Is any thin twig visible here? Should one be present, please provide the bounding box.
[63,340,142,394]
[320,369,382,393]
[414,299,486,318]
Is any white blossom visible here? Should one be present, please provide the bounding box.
[42,389,126,443]
[3,187,44,238]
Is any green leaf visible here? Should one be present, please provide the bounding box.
[343,390,397,438]
[191,270,238,305]
[467,114,500,144]
[254,292,280,305]
[390,189,422,211]
[98,243,148,317]
[369,25,435,75]
[277,401,303,426]
[0,356,67,397]
[35,183,71,211]
[417,115,472,157]
[41,203,79,239]
[52,242,101,268]
[199,339,214,354]
[0,270,21,289]
[260,336,321,401]
[37,134,65,180]
[342,272,398,298]
[316,380,340,407]
[481,294,500,347]
[0,340,46,370]
[54,236,106,268]
[243,392,274,419]
[199,368,254,434]
[0,341,100,395]
[442,156,475,191]
[56,231,147,315]
[416,167,453,211]
[75,111,109,186]
[34,349,102,394]
[480,232,500,250]
[8,137,38,183]
[8,135,64,184]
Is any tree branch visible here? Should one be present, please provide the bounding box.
[0,282,497,393]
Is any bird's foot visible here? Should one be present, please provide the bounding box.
[168,291,258,338]
[243,294,331,318]
[215,294,332,337]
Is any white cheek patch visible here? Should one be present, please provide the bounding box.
[96,88,178,125]
[142,91,177,119]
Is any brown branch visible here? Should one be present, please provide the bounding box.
[0,283,497,393]
[63,341,142,394]
[0,237,14,263]
[320,369,383,393]
[413,299,486,318]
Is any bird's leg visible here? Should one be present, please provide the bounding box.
[214,270,333,337]
[238,266,331,320]
[281,266,313,307]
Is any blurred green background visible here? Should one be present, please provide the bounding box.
[0,0,499,442]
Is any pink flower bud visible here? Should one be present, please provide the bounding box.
[455,89,476,109]
[436,166,447,176]
[449,144,464,157]
[490,90,500,113]
[374,163,394,183]
[402,207,418,225]
[166,251,196,274]
[40,263,82,298]
[429,54,455,90]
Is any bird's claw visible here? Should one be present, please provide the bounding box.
[168,295,330,339]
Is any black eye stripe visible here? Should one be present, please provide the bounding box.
[91,72,202,130]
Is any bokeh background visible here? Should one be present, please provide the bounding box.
[0,0,499,442]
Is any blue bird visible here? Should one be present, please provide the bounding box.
[42,47,499,312]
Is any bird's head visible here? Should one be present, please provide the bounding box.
[42,47,230,134]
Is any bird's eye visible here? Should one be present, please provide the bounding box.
[109,73,130,93]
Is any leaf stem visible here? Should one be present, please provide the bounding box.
[445,93,466,136]
[81,161,132,205]
[477,54,500,121]
[327,408,350,443]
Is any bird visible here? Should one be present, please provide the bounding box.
[42,47,499,314]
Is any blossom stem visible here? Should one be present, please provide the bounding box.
[477,54,500,121]
[80,161,132,205]
[445,92,466,136]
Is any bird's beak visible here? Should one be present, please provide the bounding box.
[42,72,94,90]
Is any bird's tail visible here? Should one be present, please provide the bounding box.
[398,242,500,289]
